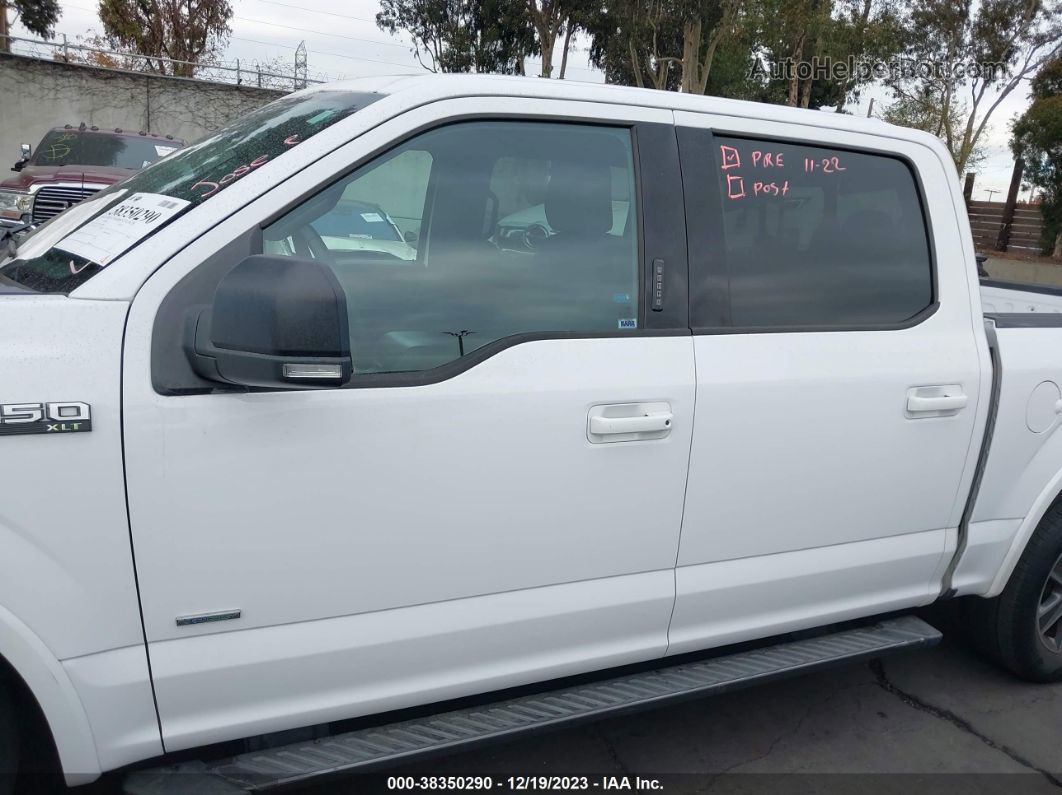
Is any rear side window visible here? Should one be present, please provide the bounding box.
[706,135,933,329]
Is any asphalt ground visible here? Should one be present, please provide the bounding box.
[252,606,1062,795]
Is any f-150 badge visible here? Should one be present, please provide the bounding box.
[0,402,91,435]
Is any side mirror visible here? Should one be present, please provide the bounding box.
[186,255,352,389]
[13,144,30,172]
[403,229,418,244]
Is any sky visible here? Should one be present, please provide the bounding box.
[13,0,1034,200]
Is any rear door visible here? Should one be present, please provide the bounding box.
[121,98,694,751]
[669,113,985,653]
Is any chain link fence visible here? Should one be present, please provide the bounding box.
[1,34,331,92]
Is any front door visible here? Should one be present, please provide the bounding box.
[122,101,694,751]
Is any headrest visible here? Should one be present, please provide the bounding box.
[545,159,613,237]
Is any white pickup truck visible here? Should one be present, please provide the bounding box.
[2,75,1062,793]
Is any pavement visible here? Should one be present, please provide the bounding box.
[984,256,1062,288]
[275,607,1062,795]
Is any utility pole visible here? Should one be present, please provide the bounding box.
[294,40,307,90]
[0,1,10,54]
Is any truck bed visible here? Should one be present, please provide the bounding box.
[981,279,1062,318]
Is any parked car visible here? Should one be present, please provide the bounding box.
[0,123,183,232]
[4,76,1062,793]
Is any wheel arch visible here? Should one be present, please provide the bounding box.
[0,602,100,787]
[987,472,1062,598]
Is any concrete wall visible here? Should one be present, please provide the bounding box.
[0,53,284,164]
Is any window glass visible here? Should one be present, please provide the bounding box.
[262,121,640,376]
[31,130,180,170]
[1,90,381,293]
[714,136,932,328]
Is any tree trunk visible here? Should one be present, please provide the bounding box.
[627,37,645,88]
[1054,230,1062,260]
[558,21,573,79]
[540,37,553,77]
[0,1,10,54]
[786,33,806,106]
[680,19,701,93]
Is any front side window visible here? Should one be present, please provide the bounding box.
[262,121,640,376]
[712,135,933,328]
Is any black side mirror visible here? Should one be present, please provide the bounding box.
[186,255,352,389]
[12,160,25,172]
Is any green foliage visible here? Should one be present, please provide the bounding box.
[377,0,534,74]
[11,0,60,37]
[1013,57,1062,254]
[97,0,232,76]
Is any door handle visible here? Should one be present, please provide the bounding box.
[907,394,968,412]
[906,385,967,417]
[589,413,673,435]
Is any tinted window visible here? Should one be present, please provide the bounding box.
[262,121,640,376]
[31,131,179,170]
[711,136,932,328]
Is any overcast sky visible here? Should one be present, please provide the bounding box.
[15,0,1033,199]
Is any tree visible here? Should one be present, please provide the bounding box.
[377,0,534,74]
[746,0,902,109]
[884,88,986,167]
[525,0,568,77]
[890,0,1062,173]
[97,0,233,77]
[1012,56,1062,256]
[0,0,61,53]
[587,0,745,93]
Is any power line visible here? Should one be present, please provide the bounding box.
[252,0,380,24]
[237,14,414,50]
[230,35,420,70]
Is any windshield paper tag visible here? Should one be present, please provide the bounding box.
[55,193,190,266]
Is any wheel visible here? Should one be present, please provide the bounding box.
[0,680,19,795]
[965,501,1062,681]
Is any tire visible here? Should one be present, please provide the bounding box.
[965,501,1062,681]
[0,680,19,795]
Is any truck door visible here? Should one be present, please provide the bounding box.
[121,100,694,751]
[669,114,985,654]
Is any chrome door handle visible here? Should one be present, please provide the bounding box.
[589,413,673,435]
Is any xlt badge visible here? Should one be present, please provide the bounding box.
[0,402,92,435]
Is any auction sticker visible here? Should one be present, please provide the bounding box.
[55,192,190,266]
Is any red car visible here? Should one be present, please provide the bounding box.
[0,123,184,231]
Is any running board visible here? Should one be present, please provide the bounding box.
[124,616,940,794]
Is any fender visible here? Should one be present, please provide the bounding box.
[987,471,1062,598]
[0,602,100,786]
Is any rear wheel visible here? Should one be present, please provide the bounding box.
[0,680,19,795]
[966,502,1062,681]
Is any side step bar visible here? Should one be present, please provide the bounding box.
[124,616,940,794]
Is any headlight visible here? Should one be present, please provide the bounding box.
[0,190,32,220]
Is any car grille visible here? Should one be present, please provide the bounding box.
[31,185,102,224]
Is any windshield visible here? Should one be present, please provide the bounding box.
[1,89,382,294]
[31,131,179,170]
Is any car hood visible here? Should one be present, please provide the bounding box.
[0,165,132,191]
